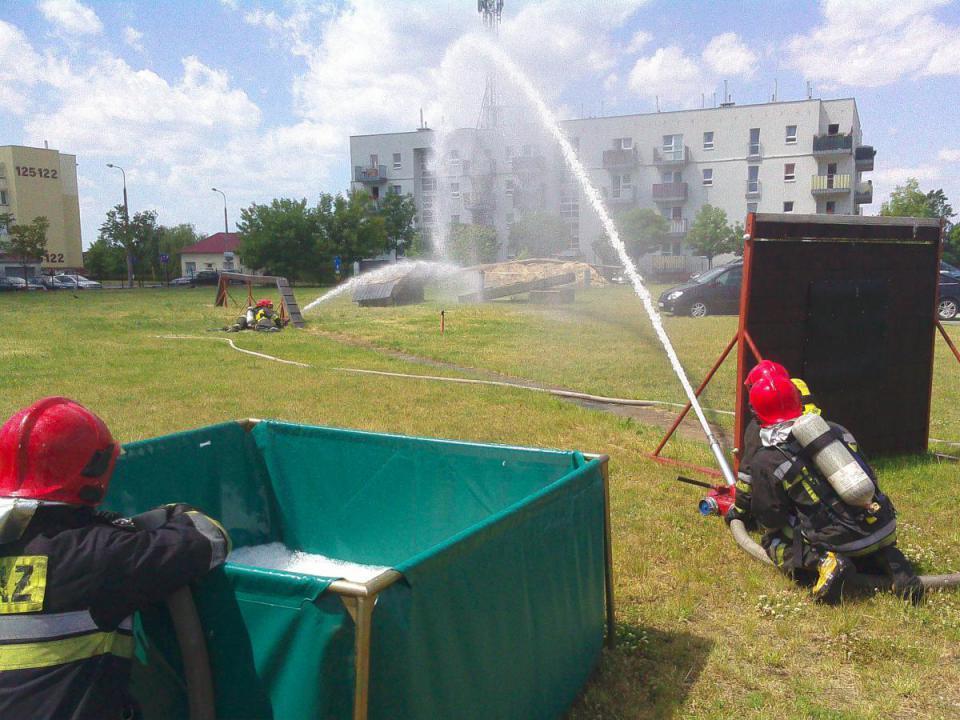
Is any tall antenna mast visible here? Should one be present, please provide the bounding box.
[477,0,504,130]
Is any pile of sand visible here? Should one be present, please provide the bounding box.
[477,259,607,288]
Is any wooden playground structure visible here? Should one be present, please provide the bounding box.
[214,272,306,328]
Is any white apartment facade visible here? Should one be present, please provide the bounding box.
[349,98,875,262]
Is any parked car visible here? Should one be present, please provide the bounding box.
[191,270,222,285]
[658,261,743,317]
[4,277,29,290]
[55,273,102,289]
[26,277,48,290]
[941,261,960,282]
[938,271,960,320]
[169,276,197,287]
[0,278,20,292]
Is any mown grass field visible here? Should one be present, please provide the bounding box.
[2,284,959,719]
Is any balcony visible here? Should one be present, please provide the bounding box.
[855,180,873,205]
[608,186,637,205]
[745,180,762,198]
[668,218,688,235]
[653,146,690,166]
[811,174,852,194]
[511,155,546,174]
[746,142,763,160]
[464,191,496,212]
[813,133,853,155]
[855,145,876,171]
[653,182,688,203]
[602,147,640,169]
[354,165,387,183]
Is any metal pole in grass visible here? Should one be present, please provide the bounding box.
[106,163,131,288]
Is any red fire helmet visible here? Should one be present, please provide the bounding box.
[744,359,789,389]
[748,375,803,427]
[256,299,273,308]
[0,397,120,505]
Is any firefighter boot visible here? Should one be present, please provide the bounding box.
[876,545,924,605]
[812,551,852,604]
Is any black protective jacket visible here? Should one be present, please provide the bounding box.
[0,505,224,720]
[748,422,897,555]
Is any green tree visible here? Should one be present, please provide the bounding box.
[617,208,669,258]
[448,223,499,266]
[238,198,321,281]
[129,210,162,283]
[944,224,960,267]
[379,192,418,255]
[4,215,49,280]
[507,212,569,258]
[99,204,160,287]
[325,191,389,266]
[157,224,203,280]
[880,178,954,219]
[591,235,619,266]
[730,221,746,257]
[686,204,736,267]
[83,237,126,280]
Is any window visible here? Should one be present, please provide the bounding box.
[720,266,742,286]
[393,152,402,170]
[421,177,437,192]
[784,163,796,182]
[185,262,196,275]
[616,137,633,150]
[0,190,7,206]
[505,179,514,196]
[369,154,378,167]
[785,125,797,144]
[448,150,460,163]
[747,202,758,214]
[450,182,460,199]
[747,165,760,194]
[390,185,402,195]
[703,131,714,150]
[612,173,632,199]
[662,170,681,184]
[783,201,794,213]
[825,201,836,214]
[506,212,514,224]
[827,123,839,135]
[748,128,761,157]
[702,168,713,186]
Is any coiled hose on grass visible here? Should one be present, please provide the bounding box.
[728,519,960,590]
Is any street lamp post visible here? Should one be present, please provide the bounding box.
[212,188,228,235]
[106,163,132,288]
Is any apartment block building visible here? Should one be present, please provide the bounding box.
[349,98,875,262]
[0,145,83,271]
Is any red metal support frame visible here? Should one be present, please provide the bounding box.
[732,214,758,473]
[651,331,739,457]
[937,320,960,365]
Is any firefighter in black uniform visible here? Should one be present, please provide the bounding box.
[0,397,231,719]
[736,375,922,604]
[729,360,820,528]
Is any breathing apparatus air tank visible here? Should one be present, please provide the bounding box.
[791,413,875,508]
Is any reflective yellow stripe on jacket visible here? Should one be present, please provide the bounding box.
[0,610,133,672]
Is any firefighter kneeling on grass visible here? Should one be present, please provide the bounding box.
[228,298,282,332]
[727,369,922,604]
[0,397,231,719]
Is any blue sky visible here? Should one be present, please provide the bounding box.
[2,0,959,246]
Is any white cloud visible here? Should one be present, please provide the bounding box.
[219,0,239,9]
[787,0,960,87]
[0,21,43,111]
[628,46,709,106]
[243,9,283,33]
[123,26,144,52]
[38,0,102,35]
[626,32,755,107]
[940,149,960,163]
[702,32,757,77]
[626,30,651,54]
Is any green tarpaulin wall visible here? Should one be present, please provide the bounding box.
[105,420,608,719]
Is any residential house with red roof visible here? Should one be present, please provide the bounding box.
[179,232,248,277]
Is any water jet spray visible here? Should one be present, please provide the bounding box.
[461,35,736,485]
